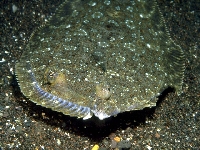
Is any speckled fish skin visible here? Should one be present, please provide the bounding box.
[15,0,185,120]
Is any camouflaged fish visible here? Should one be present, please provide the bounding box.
[15,0,185,120]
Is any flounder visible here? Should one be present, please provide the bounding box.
[15,0,185,120]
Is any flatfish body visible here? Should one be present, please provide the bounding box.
[15,0,185,120]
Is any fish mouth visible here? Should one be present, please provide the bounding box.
[91,109,111,120]
[91,108,121,120]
